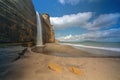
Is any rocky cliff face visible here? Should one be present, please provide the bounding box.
[0,0,36,43]
[42,13,55,44]
[0,0,55,45]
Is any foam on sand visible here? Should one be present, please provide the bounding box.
[62,43,120,56]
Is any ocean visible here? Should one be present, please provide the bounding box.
[61,41,120,57]
[0,41,120,66]
[0,46,26,65]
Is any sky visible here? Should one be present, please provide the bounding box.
[32,0,120,42]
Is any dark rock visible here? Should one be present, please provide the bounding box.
[0,0,55,45]
[0,0,36,44]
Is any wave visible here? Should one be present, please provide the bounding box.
[62,43,120,52]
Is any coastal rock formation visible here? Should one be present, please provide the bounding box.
[42,13,55,43]
[0,0,36,44]
[0,0,55,45]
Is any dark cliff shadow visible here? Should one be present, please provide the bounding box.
[0,45,28,80]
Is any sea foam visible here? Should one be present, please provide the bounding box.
[62,43,120,52]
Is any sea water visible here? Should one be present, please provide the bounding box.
[0,46,26,65]
[61,41,120,56]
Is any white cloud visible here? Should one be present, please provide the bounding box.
[58,0,100,5]
[58,28,120,42]
[50,12,92,29]
[59,0,65,4]
[50,13,120,30]
[58,0,80,5]
[85,13,120,30]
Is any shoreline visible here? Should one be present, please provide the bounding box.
[61,43,120,57]
[0,43,120,80]
[0,43,120,66]
[61,43,120,52]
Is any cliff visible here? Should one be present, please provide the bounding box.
[0,0,55,45]
[42,13,55,44]
[0,0,36,44]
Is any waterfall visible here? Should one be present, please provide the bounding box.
[36,11,43,46]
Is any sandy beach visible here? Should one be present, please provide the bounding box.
[0,43,120,80]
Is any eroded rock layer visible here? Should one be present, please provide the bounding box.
[0,0,55,45]
[0,0,36,43]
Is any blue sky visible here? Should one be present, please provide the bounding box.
[32,0,120,42]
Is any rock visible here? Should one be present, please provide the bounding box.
[0,0,55,45]
[0,0,36,43]
[55,39,60,43]
[48,62,62,73]
[68,67,83,75]
[42,13,55,43]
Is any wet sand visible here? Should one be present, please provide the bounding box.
[32,43,102,57]
[0,43,120,80]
